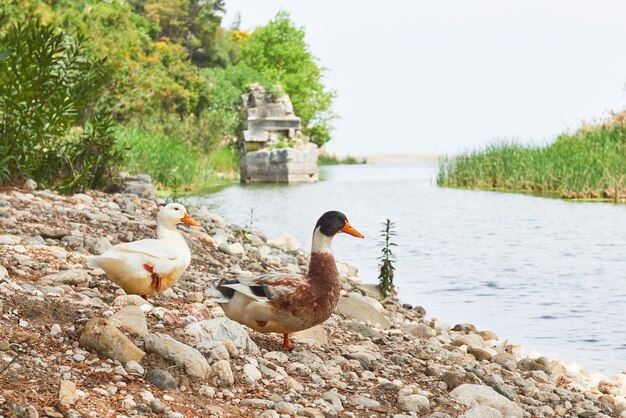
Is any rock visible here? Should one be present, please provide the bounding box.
[517,357,551,373]
[184,318,259,354]
[468,347,493,361]
[450,384,523,418]
[125,360,144,376]
[292,325,328,345]
[144,333,211,381]
[344,321,384,340]
[50,324,61,336]
[243,363,262,383]
[84,236,112,255]
[491,353,517,371]
[150,398,166,413]
[113,294,152,308]
[267,234,299,252]
[259,411,280,418]
[443,371,482,390]
[397,394,430,413]
[347,395,380,408]
[477,330,498,341]
[460,405,503,418]
[24,178,37,190]
[335,293,391,329]
[122,173,157,199]
[274,401,297,415]
[406,323,436,338]
[110,306,148,337]
[299,408,326,418]
[211,359,234,387]
[44,270,90,286]
[79,318,145,363]
[146,368,178,390]
[452,334,485,349]
[0,265,7,281]
[228,243,244,255]
[453,323,478,333]
[59,380,78,406]
[38,227,70,239]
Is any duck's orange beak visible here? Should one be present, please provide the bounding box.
[341,221,364,238]
[181,213,201,227]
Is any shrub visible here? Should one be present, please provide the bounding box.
[0,21,120,191]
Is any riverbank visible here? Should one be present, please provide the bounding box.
[437,112,626,200]
[0,182,622,417]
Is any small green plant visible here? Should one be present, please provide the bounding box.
[378,218,397,299]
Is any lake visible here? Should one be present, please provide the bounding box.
[191,162,626,375]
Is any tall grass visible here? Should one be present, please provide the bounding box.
[116,127,238,191]
[318,153,367,165]
[438,115,626,199]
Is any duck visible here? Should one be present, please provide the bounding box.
[88,203,200,298]
[210,211,364,350]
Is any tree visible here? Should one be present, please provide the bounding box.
[240,11,335,146]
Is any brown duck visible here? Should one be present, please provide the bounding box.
[210,211,364,350]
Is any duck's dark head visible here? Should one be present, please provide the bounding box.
[315,211,364,238]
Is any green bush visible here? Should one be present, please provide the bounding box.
[0,21,120,191]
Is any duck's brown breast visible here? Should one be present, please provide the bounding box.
[269,252,341,330]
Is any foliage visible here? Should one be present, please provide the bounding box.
[0,3,337,191]
[0,21,120,191]
[207,143,239,175]
[116,126,207,190]
[240,11,336,146]
[318,153,367,165]
[438,113,626,199]
[378,219,397,299]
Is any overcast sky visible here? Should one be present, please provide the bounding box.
[224,0,626,157]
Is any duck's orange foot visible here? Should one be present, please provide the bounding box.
[282,333,293,351]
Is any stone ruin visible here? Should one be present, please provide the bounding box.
[238,83,318,183]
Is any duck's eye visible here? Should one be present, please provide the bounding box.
[174,207,179,211]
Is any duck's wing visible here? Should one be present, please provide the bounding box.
[101,239,179,260]
[88,239,180,278]
[213,272,307,303]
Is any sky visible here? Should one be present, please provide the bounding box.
[223,0,626,157]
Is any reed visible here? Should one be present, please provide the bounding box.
[116,127,219,191]
[438,114,626,199]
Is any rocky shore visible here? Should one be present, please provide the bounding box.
[0,179,623,418]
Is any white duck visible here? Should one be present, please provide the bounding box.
[210,211,364,350]
[88,203,200,298]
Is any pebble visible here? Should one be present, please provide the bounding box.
[145,368,178,390]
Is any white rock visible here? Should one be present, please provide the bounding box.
[450,384,523,418]
[397,394,430,413]
[50,324,61,336]
[460,405,503,418]
[267,234,299,252]
[335,293,391,329]
[243,363,262,382]
[184,318,259,354]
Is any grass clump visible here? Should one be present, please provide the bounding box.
[318,153,367,165]
[438,112,626,200]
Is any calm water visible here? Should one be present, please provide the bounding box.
[191,163,626,375]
